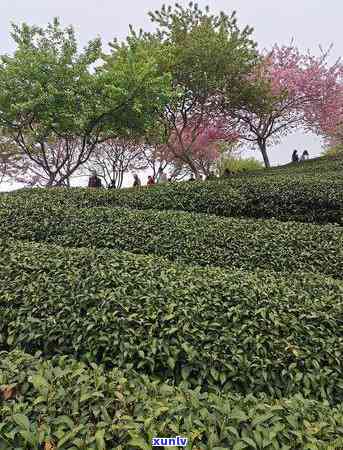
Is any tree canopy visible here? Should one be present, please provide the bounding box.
[105,2,263,177]
[0,4,342,185]
[0,18,171,185]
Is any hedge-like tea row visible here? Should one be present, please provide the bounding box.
[229,155,343,178]
[1,351,343,450]
[1,206,342,278]
[1,169,343,224]
[1,240,342,403]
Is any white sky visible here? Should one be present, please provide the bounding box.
[1,0,341,189]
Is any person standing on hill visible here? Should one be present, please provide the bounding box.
[147,175,155,186]
[156,167,168,184]
[88,171,103,188]
[291,150,299,163]
[300,150,309,162]
[133,173,141,187]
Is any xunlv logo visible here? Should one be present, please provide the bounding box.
[152,436,188,447]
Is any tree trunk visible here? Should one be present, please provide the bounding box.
[118,170,124,188]
[46,174,56,187]
[258,139,270,169]
[186,159,201,179]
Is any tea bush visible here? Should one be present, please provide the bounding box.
[1,168,342,224]
[1,351,343,450]
[0,206,342,278]
[228,155,343,177]
[1,157,342,447]
[1,240,342,403]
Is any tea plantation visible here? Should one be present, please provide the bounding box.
[0,157,343,449]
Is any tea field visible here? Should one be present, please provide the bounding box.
[0,157,343,449]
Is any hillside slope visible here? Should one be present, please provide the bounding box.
[2,156,342,224]
[0,156,342,449]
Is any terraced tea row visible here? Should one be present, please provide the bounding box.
[1,240,342,403]
[1,350,343,450]
[2,169,342,224]
[1,206,342,278]
[229,156,343,177]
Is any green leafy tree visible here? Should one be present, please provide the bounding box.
[0,133,20,184]
[0,19,171,186]
[136,3,262,177]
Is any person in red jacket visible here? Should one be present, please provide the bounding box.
[147,175,155,186]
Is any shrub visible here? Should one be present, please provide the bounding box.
[1,239,342,403]
[218,155,264,175]
[1,169,342,224]
[1,351,343,450]
[233,155,343,177]
[0,205,342,278]
[322,144,343,158]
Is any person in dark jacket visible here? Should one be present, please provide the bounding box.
[88,171,102,188]
[133,174,141,187]
[300,150,309,162]
[291,150,299,163]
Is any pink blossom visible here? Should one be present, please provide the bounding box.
[163,117,239,176]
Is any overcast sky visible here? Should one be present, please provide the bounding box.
[0,0,341,189]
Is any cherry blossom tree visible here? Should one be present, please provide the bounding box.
[231,45,343,167]
[85,138,145,188]
[162,117,240,177]
[134,144,172,180]
[302,54,343,144]
[12,138,82,187]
